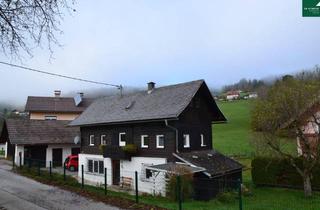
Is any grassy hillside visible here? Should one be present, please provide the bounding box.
[213,100,253,156]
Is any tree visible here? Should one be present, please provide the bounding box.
[252,77,320,197]
[0,0,74,57]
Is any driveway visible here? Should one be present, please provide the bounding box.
[0,159,120,210]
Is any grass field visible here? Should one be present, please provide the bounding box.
[213,100,253,156]
[209,100,320,210]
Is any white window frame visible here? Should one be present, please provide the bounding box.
[101,135,106,145]
[89,135,95,146]
[119,132,126,147]
[141,135,149,148]
[156,135,164,149]
[200,134,206,147]
[87,159,104,175]
[183,134,190,148]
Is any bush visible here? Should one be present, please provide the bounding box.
[166,166,193,201]
[252,157,320,190]
[216,191,237,203]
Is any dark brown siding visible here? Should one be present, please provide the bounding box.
[173,84,215,152]
[81,122,176,159]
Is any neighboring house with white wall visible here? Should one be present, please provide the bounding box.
[0,119,79,166]
[70,80,242,200]
[0,91,92,166]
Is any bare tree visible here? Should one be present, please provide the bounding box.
[252,77,320,197]
[0,0,74,58]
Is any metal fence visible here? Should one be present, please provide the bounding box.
[12,158,320,210]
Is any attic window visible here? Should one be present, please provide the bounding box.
[119,133,126,147]
[45,116,57,120]
[89,135,95,146]
[183,134,190,148]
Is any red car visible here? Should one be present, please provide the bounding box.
[64,155,78,171]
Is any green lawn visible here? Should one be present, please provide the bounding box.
[213,100,253,156]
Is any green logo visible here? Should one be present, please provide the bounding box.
[303,0,320,17]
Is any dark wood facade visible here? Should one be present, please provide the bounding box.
[80,84,217,160]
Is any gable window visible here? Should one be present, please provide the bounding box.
[156,135,164,149]
[87,159,104,175]
[45,116,57,120]
[101,135,106,145]
[89,135,95,146]
[183,134,190,148]
[200,134,206,147]
[141,135,149,148]
[119,132,126,147]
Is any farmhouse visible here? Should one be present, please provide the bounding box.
[0,91,92,167]
[281,101,320,156]
[70,80,242,200]
[226,90,240,101]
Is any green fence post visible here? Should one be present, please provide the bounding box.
[19,152,22,169]
[177,175,182,210]
[81,165,84,189]
[135,171,139,203]
[104,168,107,195]
[63,163,66,181]
[238,179,243,210]
[49,161,52,177]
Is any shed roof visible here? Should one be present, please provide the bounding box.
[70,80,226,126]
[3,118,79,145]
[174,150,242,177]
[146,162,206,175]
[25,96,93,113]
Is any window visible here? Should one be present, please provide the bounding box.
[141,135,149,148]
[89,135,95,146]
[45,116,57,120]
[119,133,126,147]
[101,135,106,145]
[200,134,206,147]
[141,163,153,181]
[183,134,190,148]
[87,159,104,174]
[156,135,164,148]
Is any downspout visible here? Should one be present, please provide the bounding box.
[165,119,179,153]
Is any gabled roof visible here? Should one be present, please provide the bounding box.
[25,96,93,113]
[3,118,79,145]
[70,80,226,126]
[173,150,242,177]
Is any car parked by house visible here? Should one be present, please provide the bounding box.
[65,155,79,171]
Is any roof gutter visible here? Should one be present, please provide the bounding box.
[165,119,179,153]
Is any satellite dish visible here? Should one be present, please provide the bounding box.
[74,135,81,145]
[74,94,82,106]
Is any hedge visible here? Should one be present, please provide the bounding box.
[251,157,320,190]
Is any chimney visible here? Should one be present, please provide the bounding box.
[147,82,155,94]
[54,90,61,97]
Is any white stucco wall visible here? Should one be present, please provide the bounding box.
[14,145,24,166]
[45,144,78,167]
[78,153,105,186]
[120,157,167,195]
[79,154,167,195]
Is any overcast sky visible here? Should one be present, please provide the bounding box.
[0,0,319,105]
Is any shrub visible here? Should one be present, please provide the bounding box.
[216,191,237,203]
[166,165,193,201]
[99,145,106,154]
[252,157,320,190]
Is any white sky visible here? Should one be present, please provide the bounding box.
[0,0,319,105]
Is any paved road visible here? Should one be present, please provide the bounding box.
[0,160,120,210]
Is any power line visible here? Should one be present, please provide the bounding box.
[0,61,122,88]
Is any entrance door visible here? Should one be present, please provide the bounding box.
[112,160,120,185]
[52,148,63,167]
[71,148,80,155]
